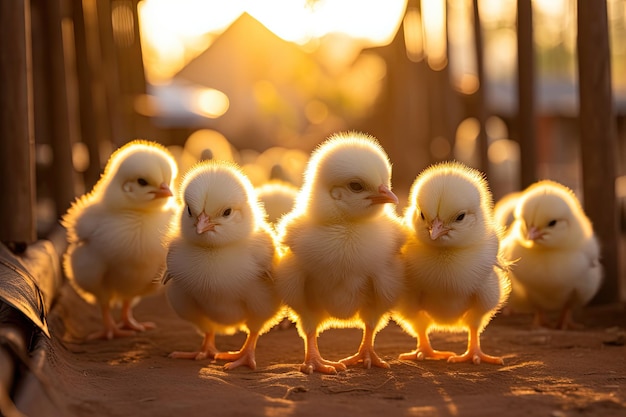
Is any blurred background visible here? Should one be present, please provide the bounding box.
[1,0,625,299]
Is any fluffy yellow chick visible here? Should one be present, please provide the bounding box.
[394,161,510,365]
[500,180,602,329]
[163,160,282,370]
[275,132,407,374]
[494,191,522,233]
[256,180,298,227]
[62,140,177,340]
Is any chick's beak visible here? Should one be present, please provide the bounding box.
[151,182,173,199]
[429,218,449,240]
[368,184,399,205]
[526,226,543,241]
[196,212,215,234]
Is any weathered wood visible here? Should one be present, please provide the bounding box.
[31,0,79,218]
[472,0,489,179]
[71,0,109,189]
[0,0,36,245]
[96,0,126,145]
[577,0,620,303]
[516,0,537,188]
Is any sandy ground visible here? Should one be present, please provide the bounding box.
[23,283,626,417]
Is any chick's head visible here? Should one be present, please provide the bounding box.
[295,132,398,222]
[513,180,591,249]
[101,140,177,211]
[177,160,264,247]
[407,162,493,248]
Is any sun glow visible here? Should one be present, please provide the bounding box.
[138,0,407,84]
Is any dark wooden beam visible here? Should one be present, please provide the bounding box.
[31,0,79,219]
[0,0,36,246]
[577,0,620,303]
[472,0,489,179]
[516,0,537,188]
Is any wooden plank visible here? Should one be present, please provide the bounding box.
[71,0,109,189]
[516,0,537,188]
[31,0,78,218]
[577,0,621,303]
[0,0,36,246]
[472,0,489,179]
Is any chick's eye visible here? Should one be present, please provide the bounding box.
[456,213,466,222]
[348,182,364,192]
[420,212,425,220]
[186,205,192,217]
[137,178,148,186]
[547,219,557,227]
[222,208,232,217]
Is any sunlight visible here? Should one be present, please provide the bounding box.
[403,5,424,62]
[138,0,407,84]
[488,139,519,165]
[191,88,230,118]
[448,0,478,94]
[454,117,480,167]
[533,0,568,18]
[421,0,447,70]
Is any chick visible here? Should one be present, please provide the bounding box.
[275,132,407,374]
[62,140,177,340]
[500,180,602,329]
[163,160,282,370]
[256,180,298,227]
[394,161,510,365]
[494,191,522,233]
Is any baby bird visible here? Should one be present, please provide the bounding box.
[256,180,298,227]
[62,140,177,340]
[275,132,407,374]
[163,160,281,370]
[494,191,522,233]
[394,161,510,365]
[500,180,602,329]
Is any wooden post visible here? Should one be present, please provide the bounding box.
[71,0,109,189]
[472,0,489,179]
[516,0,537,188]
[31,0,79,218]
[577,0,620,303]
[0,0,36,246]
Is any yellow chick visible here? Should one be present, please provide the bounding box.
[163,160,282,370]
[394,161,510,365]
[275,132,407,374]
[500,180,602,329]
[256,180,298,227]
[62,140,177,340]
[494,191,523,233]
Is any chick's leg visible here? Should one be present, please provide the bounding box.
[169,331,219,360]
[340,325,389,369]
[531,309,551,329]
[88,304,136,340]
[119,299,156,332]
[399,313,455,360]
[301,331,347,375]
[447,325,503,365]
[556,293,584,330]
[215,331,259,370]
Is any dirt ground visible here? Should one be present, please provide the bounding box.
[23,283,626,417]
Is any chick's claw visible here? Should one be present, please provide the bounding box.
[340,348,389,369]
[398,346,455,361]
[447,350,504,365]
[300,357,346,375]
[216,351,257,370]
